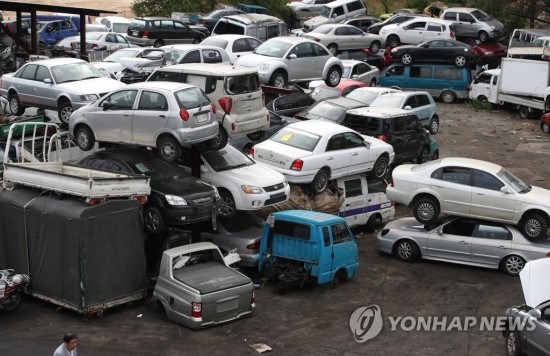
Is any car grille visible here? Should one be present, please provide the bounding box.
[193,196,213,205]
[265,192,287,206]
[263,183,285,192]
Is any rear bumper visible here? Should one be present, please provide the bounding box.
[173,121,219,147]
[222,111,270,137]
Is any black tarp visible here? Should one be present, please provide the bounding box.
[0,187,147,312]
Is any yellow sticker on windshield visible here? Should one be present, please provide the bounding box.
[280,133,293,141]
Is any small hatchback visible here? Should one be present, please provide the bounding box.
[69,81,219,162]
[441,8,504,42]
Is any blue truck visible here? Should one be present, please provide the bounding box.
[259,210,359,293]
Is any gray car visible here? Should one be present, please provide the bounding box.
[441,8,505,42]
[301,24,383,55]
[378,216,550,276]
[0,58,126,125]
[69,81,219,161]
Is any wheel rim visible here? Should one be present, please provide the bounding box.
[329,69,340,86]
[60,106,73,124]
[273,75,285,88]
[505,256,524,275]
[524,218,542,238]
[430,120,439,134]
[161,142,176,160]
[416,202,435,222]
[397,241,412,260]
[145,209,161,232]
[389,36,399,47]
[419,149,429,163]
[455,56,466,66]
[507,333,516,355]
[9,97,19,113]
[77,131,89,148]
[374,158,387,177]
[370,42,380,54]
[442,92,455,103]
[480,32,488,42]
[314,171,328,192]
[219,195,235,217]
[401,54,412,65]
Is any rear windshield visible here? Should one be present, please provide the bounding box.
[345,89,379,105]
[343,114,383,136]
[307,101,346,122]
[129,19,146,30]
[174,87,211,110]
[225,73,261,94]
[214,21,244,35]
[270,127,321,152]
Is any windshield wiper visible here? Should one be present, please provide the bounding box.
[80,76,100,80]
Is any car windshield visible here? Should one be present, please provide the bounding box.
[302,0,315,4]
[103,49,141,62]
[345,89,379,105]
[254,40,292,58]
[127,157,186,181]
[370,95,405,108]
[201,37,228,49]
[471,9,491,21]
[410,159,442,172]
[311,86,340,100]
[496,168,531,193]
[270,127,321,151]
[311,25,332,34]
[425,215,455,231]
[51,62,103,83]
[202,145,253,171]
[225,73,261,94]
[306,101,346,121]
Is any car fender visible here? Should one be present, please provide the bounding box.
[154,129,183,146]
[409,188,443,208]
[263,60,289,79]
[322,57,343,79]
[517,206,550,224]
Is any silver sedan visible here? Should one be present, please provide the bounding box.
[378,216,550,276]
[301,24,383,56]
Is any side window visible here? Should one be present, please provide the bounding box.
[474,223,512,240]
[151,20,161,29]
[202,49,223,63]
[408,22,426,30]
[290,43,314,58]
[148,70,183,82]
[331,223,352,244]
[334,27,348,36]
[247,38,262,50]
[392,116,406,132]
[475,74,491,84]
[436,167,471,185]
[333,6,345,17]
[267,24,279,39]
[404,96,417,108]
[161,20,175,30]
[473,169,504,191]
[19,64,37,80]
[100,89,138,110]
[443,12,457,20]
[427,23,442,32]
[403,116,419,131]
[492,76,498,85]
[344,132,364,148]
[434,67,462,80]
[232,38,249,52]
[410,66,432,78]
[387,65,404,76]
[344,178,363,198]
[187,74,212,94]
[459,13,474,22]
[367,178,387,193]
[312,43,329,56]
[355,63,368,75]
[326,133,347,151]
[322,226,331,247]
[174,21,188,30]
[257,26,267,41]
[179,50,201,64]
[442,219,476,236]
[35,65,51,82]
[138,91,168,111]
[273,220,310,240]
[416,94,430,106]
[346,0,364,12]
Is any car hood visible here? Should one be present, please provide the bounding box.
[484,18,504,30]
[384,217,426,232]
[211,162,285,186]
[56,77,126,93]
[304,16,329,28]
[92,61,124,73]
[520,186,550,205]
[237,53,272,67]
[519,258,550,308]
[153,176,214,198]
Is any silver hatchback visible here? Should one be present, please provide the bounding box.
[69,81,219,161]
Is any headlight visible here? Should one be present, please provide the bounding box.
[391,48,397,53]
[485,51,493,55]
[260,63,270,71]
[241,185,263,194]
[165,195,188,206]
[80,94,99,101]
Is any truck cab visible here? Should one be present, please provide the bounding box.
[469,68,500,103]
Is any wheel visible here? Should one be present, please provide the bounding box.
[417,147,429,164]
[311,168,330,193]
[58,101,73,126]
[440,90,457,104]
[246,130,264,141]
[153,39,164,48]
[192,37,201,44]
[325,66,341,87]
[335,269,348,282]
[209,124,228,150]
[269,70,287,88]
[454,55,467,67]
[365,215,377,233]
[157,136,182,162]
[395,239,420,262]
[505,330,522,356]
[4,290,22,311]
[144,206,165,235]
[429,116,439,134]
[75,126,95,151]
[432,149,439,160]
[369,41,381,54]
[218,190,237,219]
[542,122,550,133]
[8,92,25,115]
[387,35,400,48]
[478,95,488,103]
[479,30,489,43]
[546,98,550,112]
[518,106,530,120]
[501,255,525,276]
[400,53,413,65]
[328,44,338,56]
[372,155,389,179]
[412,197,439,224]
[369,78,376,87]
[520,213,548,240]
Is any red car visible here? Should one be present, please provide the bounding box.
[540,112,550,133]
[310,79,366,101]
[457,37,507,66]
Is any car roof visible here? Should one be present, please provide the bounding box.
[346,106,412,118]
[99,16,130,23]
[82,147,159,163]
[220,13,285,25]
[159,44,227,51]
[285,119,354,135]
[341,59,371,67]
[439,157,503,173]
[378,91,431,98]
[345,16,379,21]
[400,17,453,26]
[23,57,86,66]
[443,7,478,12]
[124,81,198,91]
[153,63,258,75]
[202,34,259,41]
[272,210,346,225]
[267,36,317,45]
[352,87,400,93]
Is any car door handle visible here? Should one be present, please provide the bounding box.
[459,241,468,244]
[498,245,506,249]
[124,114,130,117]
[476,192,485,195]
[352,152,358,156]
[159,115,166,118]
[327,157,334,160]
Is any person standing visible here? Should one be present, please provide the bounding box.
[53,333,78,356]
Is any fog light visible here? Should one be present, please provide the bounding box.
[252,201,262,208]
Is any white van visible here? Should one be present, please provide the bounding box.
[303,0,367,32]
[212,13,289,41]
[94,16,131,34]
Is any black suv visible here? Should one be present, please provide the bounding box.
[126,17,206,48]
[342,107,431,164]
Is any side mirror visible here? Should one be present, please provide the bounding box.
[200,165,207,173]
[281,118,287,124]
[43,78,52,84]
[437,228,443,235]
[223,248,241,267]
[288,53,297,59]
[404,105,412,110]
[352,74,358,79]
[500,186,512,194]
[528,309,541,320]
[363,140,371,149]
[332,13,337,18]
[103,101,114,111]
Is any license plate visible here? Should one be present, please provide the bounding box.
[133,31,139,36]
[195,113,208,123]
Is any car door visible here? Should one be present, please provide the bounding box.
[430,166,473,214]
[288,42,316,80]
[469,221,512,266]
[334,26,352,50]
[413,94,433,125]
[388,115,419,162]
[174,21,194,43]
[458,12,477,37]
[523,304,550,355]
[132,90,170,144]
[13,64,37,104]
[178,50,201,64]
[324,133,352,177]
[416,40,447,62]
[470,169,517,221]
[424,22,447,42]
[339,176,367,226]
[345,132,373,174]
[91,89,137,141]
[401,20,427,44]
[161,20,176,43]
[31,64,57,109]
[312,42,333,80]
[425,217,474,262]
[329,222,357,281]
[352,62,373,84]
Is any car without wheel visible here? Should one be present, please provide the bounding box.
[249,120,394,193]
[380,17,456,48]
[301,24,383,55]
[441,7,504,43]
[236,36,343,88]
[69,81,219,162]
[378,216,550,276]
[0,58,126,126]
[309,60,380,88]
[200,34,262,64]
[390,39,479,67]
[387,157,550,240]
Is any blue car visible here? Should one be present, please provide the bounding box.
[37,20,78,46]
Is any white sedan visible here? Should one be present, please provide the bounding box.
[200,34,262,64]
[387,157,550,240]
[309,59,380,88]
[179,144,290,219]
[249,120,395,193]
[301,24,383,55]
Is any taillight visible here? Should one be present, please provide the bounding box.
[180,109,189,121]
[290,159,303,171]
[376,134,388,142]
[251,290,256,305]
[249,146,255,156]
[546,251,550,257]
[132,195,147,204]
[191,302,202,318]
[91,43,98,49]
[450,31,455,39]
[389,177,394,187]
[247,242,260,250]
[231,123,236,133]
[218,97,232,114]
[142,30,148,38]
[86,197,106,205]
[210,102,216,114]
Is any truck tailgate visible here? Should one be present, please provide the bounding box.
[173,261,250,294]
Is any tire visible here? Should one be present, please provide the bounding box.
[365,214,377,233]
[440,90,457,104]
[58,101,73,126]
[372,155,389,179]
[8,92,25,115]
[369,78,377,87]
[369,40,381,54]
[4,290,21,311]
[395,239,420,262]
[192,37,201,44]
[269,70,287,88]
[311,168,330,193]
[478,95,488,103]
[325,66,341,87]
[505,330,522,356]
[209,124,228,150]
[400,53,413,65]
[75,126,95,151]
[501,255,525,276]
[218,190,237,219]
[335,269,348,282]
[432,149,439,160]
[412,197,439,224]
[328,44,338,56]
[429,116,439,134]
[387,35,400,48]
[546,98,550,112]
[454,55,467,67]
[520,213,548,240]
[153,39,164,48]
[479,30,489,43]
[542,122,550,133]
[417,147,429,164]
[518,106,530,120]
[157,136,182,162]
[246,130,264,141]
[144,206,165,235]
